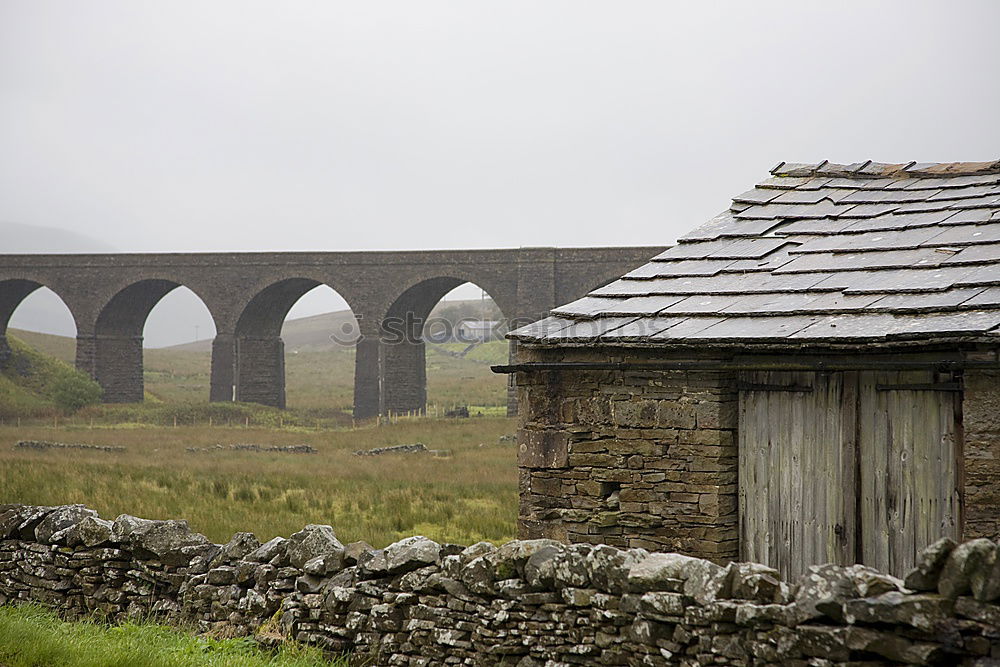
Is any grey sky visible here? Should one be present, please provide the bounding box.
[3,1,999,345]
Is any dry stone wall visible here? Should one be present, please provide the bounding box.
[3,504,1000,665]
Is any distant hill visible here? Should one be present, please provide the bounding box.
[164,297,501,352]
[0,334,100,418]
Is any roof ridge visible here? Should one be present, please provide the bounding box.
[770,160,1000,179]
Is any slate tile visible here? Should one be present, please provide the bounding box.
[651,239,737,260]
[600,317,690,341]
[790,314,901,339]
[684,315,818,340]
[508,316,576,340]
[717,293,826,315]
[707,237,792,259]
[771,189,845,205]
[794,226,944,254]
[955,263,1000,287]
[883,311,1000,337]
[732,189,782,205]
[773,247,946,274]
[960,286,1000,308]
[602,295,687,315]
[893,200,957,214]
[941,209,994,225]
[837,266,977,294]
[835,203,901,218]
[734,200,856,220]
[543,317,639,341]
[770,162,824,177]
[791,177,833,190]
[679,211,784,241]
[926,223,1000,247]
[866,287,986,312]
[622,259,734,279]
[659,294,745,314]
[839,209,958,232]
[755,176,812,190]
[950,194,1000,210]
[770,218,853,235]
[941,243,1000,265]
[552,296,629,317]
[927,184,1000,201]
[649,316,726,340]
[902,174,1000,189]
[793,292,883,312]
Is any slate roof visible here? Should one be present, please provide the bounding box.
[512,160,1000,346]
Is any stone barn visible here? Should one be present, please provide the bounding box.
[499,159,1000,580]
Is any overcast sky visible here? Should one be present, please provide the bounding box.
[3,1,1000,345]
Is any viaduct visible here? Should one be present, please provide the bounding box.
[0,247,662,418]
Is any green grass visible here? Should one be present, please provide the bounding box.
[0,604,344,667]
[0,418,517,548]
[0,335,99,420]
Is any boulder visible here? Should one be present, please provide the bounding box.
[245,536,287,563]
[35,505,98,545]
[0,505,28,539]
[551,544,592,589]
[586,546,647,594]
[303,552,346,576]
[127,518,214,565]
[491,539,562,580]
[844,591,954,632]
[792,564,859,623]
[212,532,261,567]
[938,538,996,598]
[524,544,566,589]
[286,524,344,569]
[344,540,374,564]
[15,506,58,540]
[110,514,153,543]
[683,559,730,605]
[357,549,389,578]
[903,537,957,591]
[77,516,114,547]
[627,552,714,593]
[383,536,442,574]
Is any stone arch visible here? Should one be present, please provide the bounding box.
[228,278,360,410]
[379,276,511,416]
[0,279,80,366]
[91,279,219,403]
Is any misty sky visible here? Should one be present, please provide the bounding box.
[3,1,1000,346]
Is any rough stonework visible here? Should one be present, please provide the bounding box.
[514,347,738,562]
[0,247,661,417]
[4,504,999,665]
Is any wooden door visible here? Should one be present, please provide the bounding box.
[738,371,856,581]
[739,369,962,579]
[857,370,962,575]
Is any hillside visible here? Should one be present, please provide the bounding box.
[6,298,510,413]
[0,335,101,419]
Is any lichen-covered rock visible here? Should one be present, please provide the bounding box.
[36,504,98,545]
[343,540,374,564]
[245,536,287,563]
[792,564,858,623]
[383,536,441,574]
[15,506,57,540]
[904,537,957,591]
[110,514,152,543]
[127,518,213,565]
[491,539,562,580]
[303,552,345,576]
[286,525,343,569]
[0,504,28,539]
[586,545,646,595]
[938,538,997,598]
[843,591,954,632]
[524,544,566,589]
[627,552,711,593]
[77,516,114,547]
[212,532,261,567]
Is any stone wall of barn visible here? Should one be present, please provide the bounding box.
[514,346,739,562]
[3,504,1000,665]
[961,368,1000,542]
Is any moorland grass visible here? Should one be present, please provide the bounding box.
[0,604,345,667]
[0,417,517,547]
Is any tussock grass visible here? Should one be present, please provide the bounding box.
[0,604,343,667]
[0,418,517,547]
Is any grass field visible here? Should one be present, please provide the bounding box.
[0,604,344,667]
[0,417,517,548]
